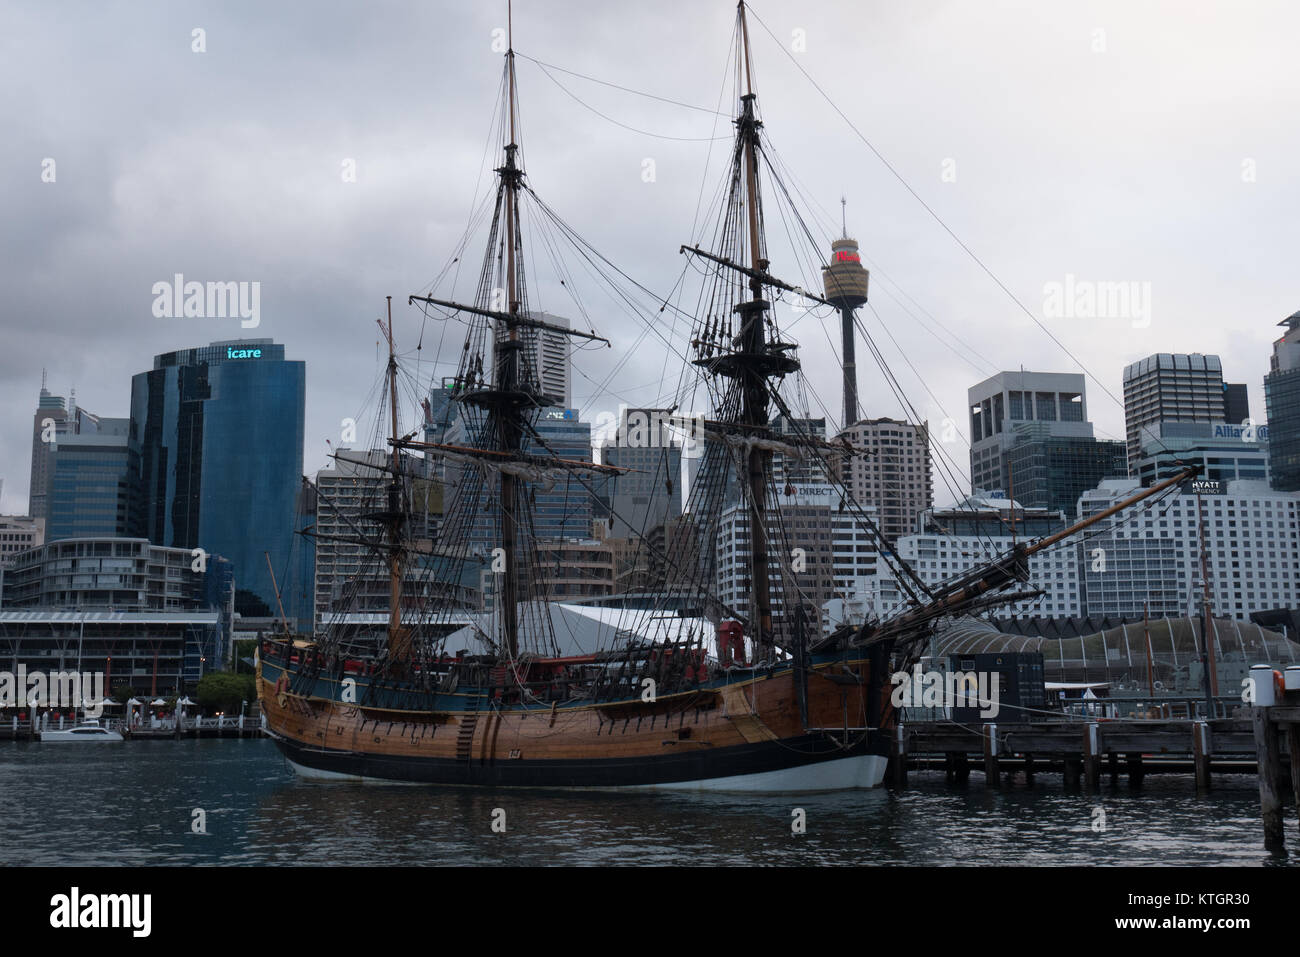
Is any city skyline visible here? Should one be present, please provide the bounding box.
[4,1,1298,519]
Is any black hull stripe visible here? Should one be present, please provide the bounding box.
[272,732,888,788]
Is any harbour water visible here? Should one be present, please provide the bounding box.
[2,739,1292,866]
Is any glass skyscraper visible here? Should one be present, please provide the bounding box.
[129,339,311,626]
[1004,430,1127,519]
[1265,311,1300,492]
[528,408,594,540]
[45,417,135,541]
[443,404,595,558]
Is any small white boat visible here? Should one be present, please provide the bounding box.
[40,719,125,742]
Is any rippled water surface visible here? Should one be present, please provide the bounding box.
[1,739,1292,865]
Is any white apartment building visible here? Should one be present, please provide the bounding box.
[834,417,933,544]
[715,483,879,635]
[1079,479,1300,620]
[833,479,1300,628]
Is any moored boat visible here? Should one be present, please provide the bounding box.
[40,718,125,743]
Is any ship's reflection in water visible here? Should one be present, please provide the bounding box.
[0,740,1286,866]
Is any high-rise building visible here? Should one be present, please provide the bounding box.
[533,539,615,599]
[0,516,45,570]
[1079,479,1300,620]
[860,500,1080,623]
[313,450,387,627]
[45,417,135,541]
[715,483,877,636]
[26,380,112,520]
[28,380,73,520]
[834,417,933,543]
[528,408,593,540]
[312,449,452,628]
[129,339,311,626]
[1122,353,1227,472]
[424,378,461,445]
[1223,382,1251,426]
[770,414,828,486]
[1265,310,1300,492]
[854,478,1300,625]
[968,371,1093,495]
[1004,426,1127,519]
[444,405,595,556]
[1130,421,1270,487]
[686,430,743,512]
[509,311,572,408]
[598,409,683,539]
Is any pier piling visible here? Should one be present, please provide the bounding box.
[891,723,907,789]
[1192,720,1212,792]
[983,723,1000,788]
[1253,707,1285,850]
[1125,753,1145,787]
[1063,758,1081,788]
[1083,724,1100,792]
[1289,725,1300,838]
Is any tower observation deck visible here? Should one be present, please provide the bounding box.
[822,230,870,429]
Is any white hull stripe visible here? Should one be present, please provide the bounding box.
[282,753,887,793]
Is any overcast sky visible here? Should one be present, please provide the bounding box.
[3,0,1297,514]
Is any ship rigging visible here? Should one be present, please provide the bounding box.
[258,2,1200,790]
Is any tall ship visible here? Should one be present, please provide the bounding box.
[257,2,1196,790]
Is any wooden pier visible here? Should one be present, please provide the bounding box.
[891,716,1267,790]
[891,704,1300,849]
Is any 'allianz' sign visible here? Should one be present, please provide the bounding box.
[1213,423,1268,440]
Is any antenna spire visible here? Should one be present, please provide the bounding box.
[841,196,847,238]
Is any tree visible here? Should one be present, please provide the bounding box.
[195,672,257,714]
[234,589,273,618]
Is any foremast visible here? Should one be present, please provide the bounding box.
[495,27,525,658]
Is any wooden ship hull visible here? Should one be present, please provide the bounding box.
[257,640,891,790]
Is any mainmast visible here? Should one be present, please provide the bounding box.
[682,3,807,659]
[406,2,614,661]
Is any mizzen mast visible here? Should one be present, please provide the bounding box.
[380,295,412,663]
